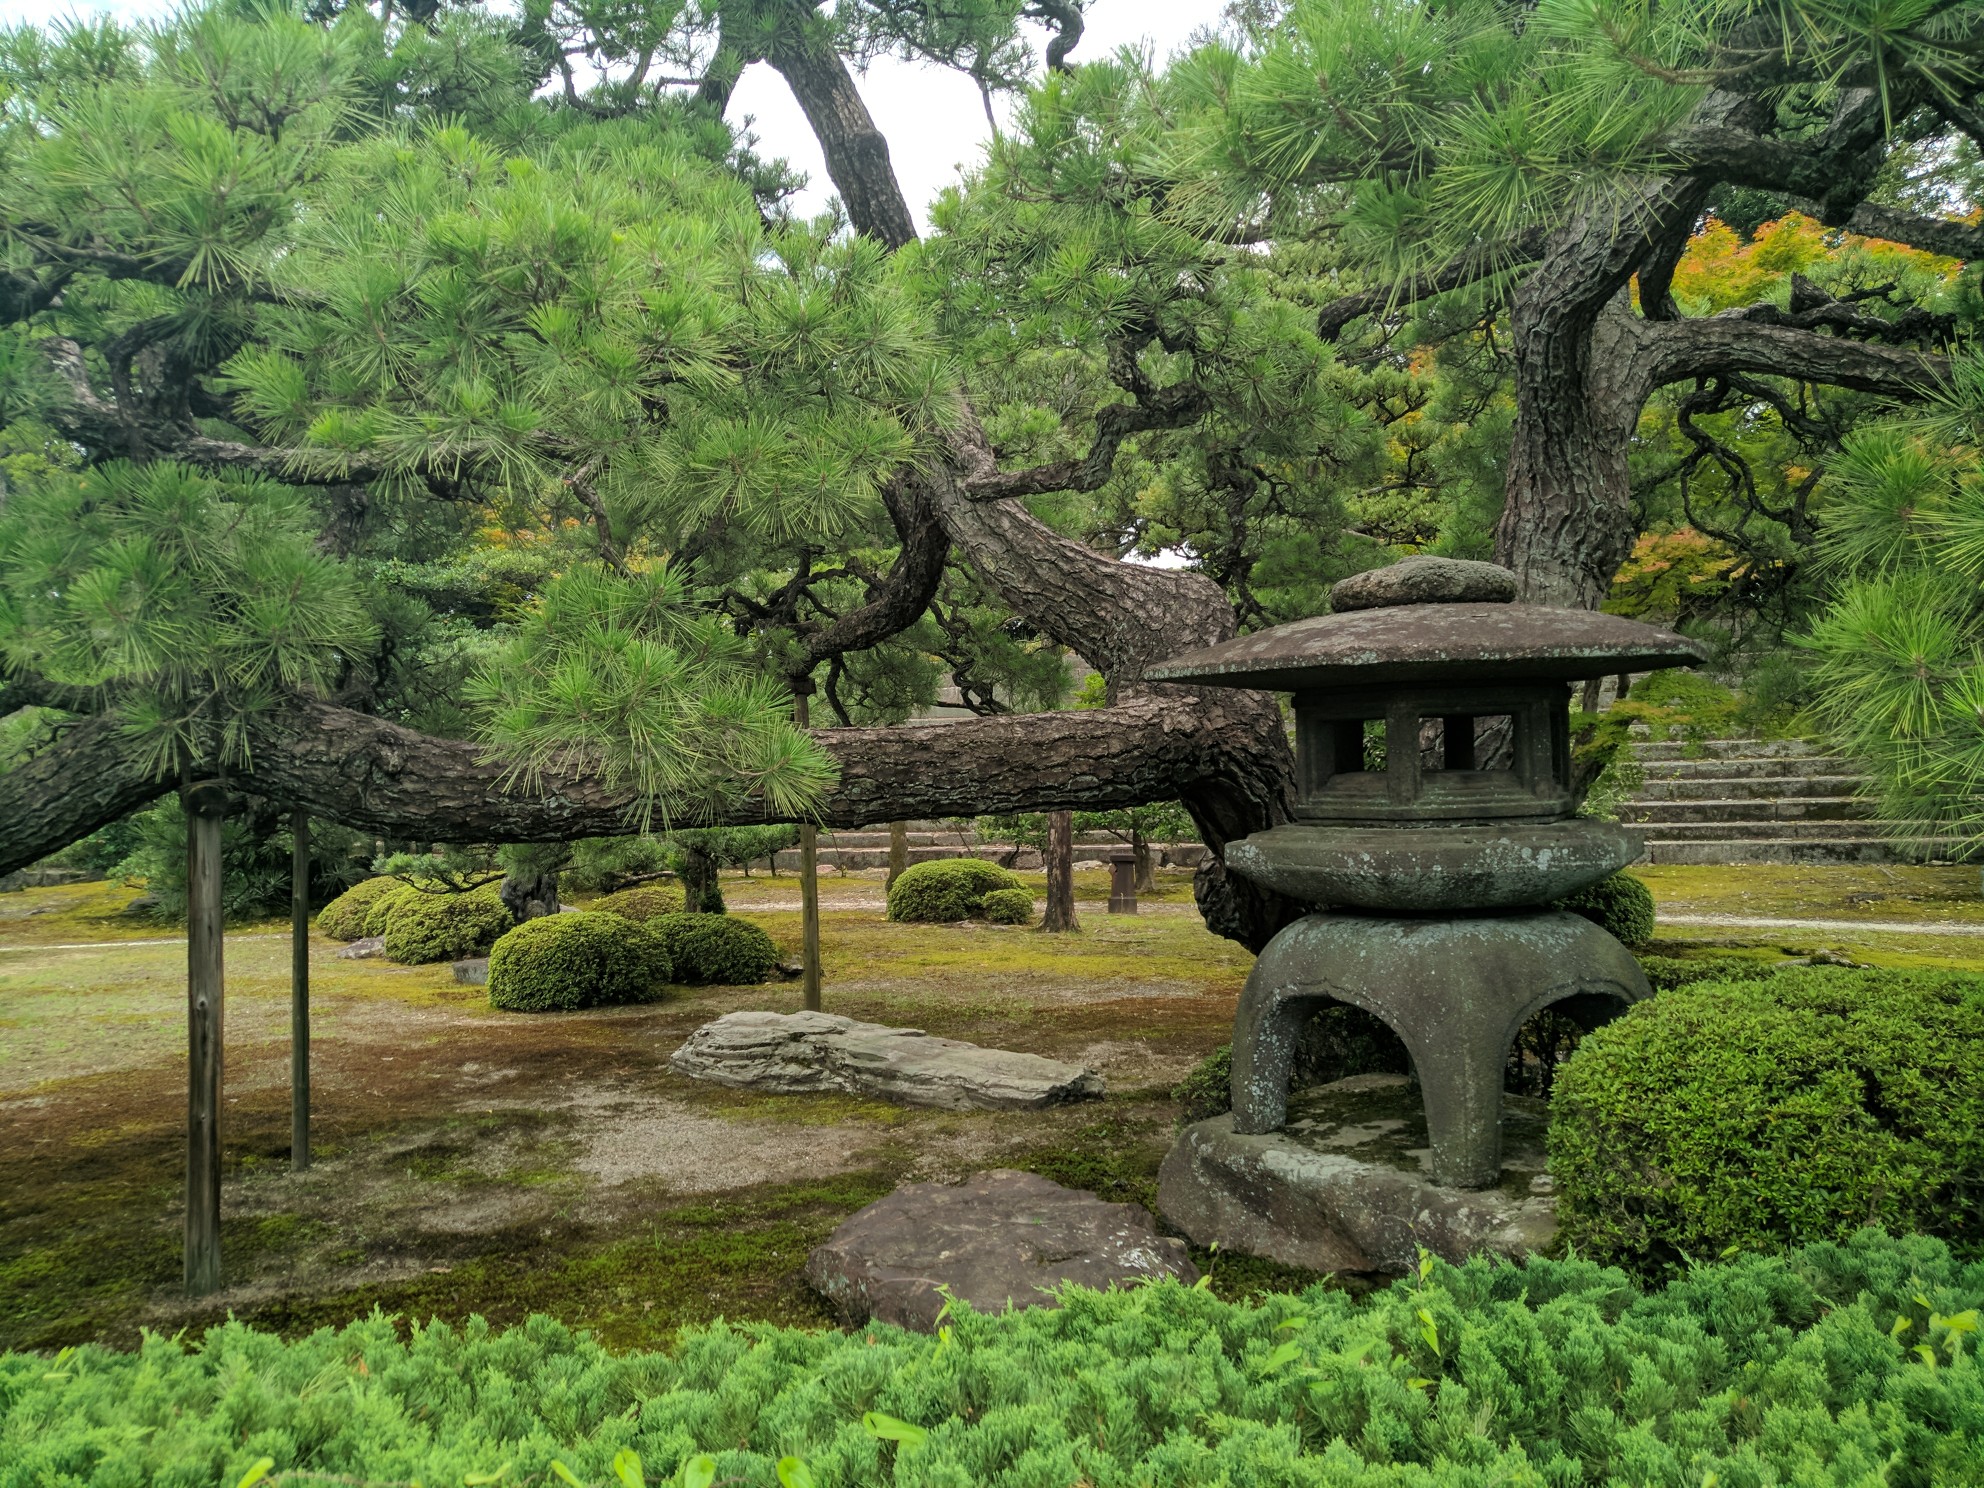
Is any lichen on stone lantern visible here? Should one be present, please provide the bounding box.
[1148,556,1706,1196]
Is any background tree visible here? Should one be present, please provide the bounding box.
[1184,0,1979,605]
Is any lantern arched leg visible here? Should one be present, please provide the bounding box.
[1230,912,1647,1189]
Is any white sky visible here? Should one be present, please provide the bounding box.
[2,0,1224,225]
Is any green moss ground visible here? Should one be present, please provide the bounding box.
[6,861,1979,1354]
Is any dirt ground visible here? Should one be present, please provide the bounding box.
[6,860,1981,1356]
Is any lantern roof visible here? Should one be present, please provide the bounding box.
[1148,570,1705,692]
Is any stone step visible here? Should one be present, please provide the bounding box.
[1628,737,1825,762]
[1621,797,1877,825]
[1632,774,1869,801]
[1635,819,1934,843]
[1636,755,1855,781]
[1642,837,1970,866]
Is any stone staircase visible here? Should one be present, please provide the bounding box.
[771,822,1209,875]
[1619,735,1963,865]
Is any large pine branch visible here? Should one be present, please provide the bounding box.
[0,691,1264,878]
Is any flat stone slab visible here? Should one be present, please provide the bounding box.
[335,935,385,959]
[1157,1075,1557,1274]
[670,1010,1104,1111]
[806,1170,1197,1330]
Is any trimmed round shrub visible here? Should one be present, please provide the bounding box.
[382,883,513,965]
[1549,966,1984,1274]
[981,887,1036,925]
[650,911,780,985]
[887,858,1024,922]
[362,881,422,938]
[487,911,673,1012]
[1552,870,1655,948]
[591,882,686,922]
[316,876,403,941]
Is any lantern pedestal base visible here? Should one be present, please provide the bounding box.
[1156,1077,1558,1274]
[1231,911,1646,1187]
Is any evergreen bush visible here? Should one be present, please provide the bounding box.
[1551,870,1656,947]
[649,912,780,985]
[980,886,1035,924]
[887,858,1024,922]
[362,881,423,938]
[1550,967,1984,1273]
[382,884,514,965]
[2,1233,1977,1486]
[486,912,673,1011]
[317,876,404,941]
[592,883,688,921]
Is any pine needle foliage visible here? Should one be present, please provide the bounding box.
[466,565,836,830]
[1168,0,1984,293]
[0,461,375,775]
[2,1234,1978,1485]
[1803,348,1984,846]
[231,114,955,544]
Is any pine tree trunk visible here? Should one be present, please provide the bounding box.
[1041,810,1078,933]
[1132,829,1155,893]
[887,820,908,887]
[499,869,561,922]
[183,780,229,1297]
[681,845,726,913]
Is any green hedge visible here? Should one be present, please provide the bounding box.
[1550,966,1984,1274]
[316,876,402,941]
[649,912,780,985]
[980,886,1035,925]
[382,883,514,965]
[886,858,1023,922]
[3,1232,1977,1487]
[1636,953,1782,991]
[362,881,423,938]
[1551,870,1656,947]
[591,883,687,922]
[487,912,673,1011]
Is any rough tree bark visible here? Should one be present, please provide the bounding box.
[1041,809,1077,933]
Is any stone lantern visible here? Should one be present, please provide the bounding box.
[1148,558,1704,1199]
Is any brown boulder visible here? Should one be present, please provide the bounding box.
[805,1170,1197,1330]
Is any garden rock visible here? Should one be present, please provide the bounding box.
[452,957,490,985]
[670,1010,1104,1110]
[806,1170,1197,1329]
[335,935,386,959]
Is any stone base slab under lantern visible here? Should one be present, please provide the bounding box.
[1158,1076,1558,1273]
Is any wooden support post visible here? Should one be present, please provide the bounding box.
[290,808,310,1173]
[887,820,908,888]
[183,779,229,1297]
[793,685,822,1012]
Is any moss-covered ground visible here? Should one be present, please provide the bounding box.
[5,861,1979,1355]
[0,872,1274,1354]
